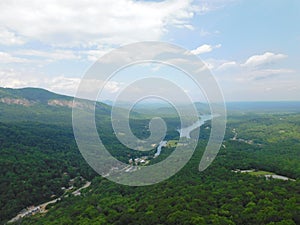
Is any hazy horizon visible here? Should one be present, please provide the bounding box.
[0,1,299,102]
[2,86,300,105]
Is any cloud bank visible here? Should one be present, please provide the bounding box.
[0,0,195,47]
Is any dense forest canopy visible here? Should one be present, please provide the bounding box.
[0,88,299,225]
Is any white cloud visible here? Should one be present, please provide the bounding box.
[47,77,121,97]
[193,0,238,15]
[0,68,79,95]
[216,61,237,71]
[199,29,211,37]
[0,52,27,63]
[49,76,81,95]
[0,69,40,88]
[242,52,287,67]
[85,49,113,61]
[199,58,227,71]
[54,79,123,101]
[249,69,294,80]
[176,24,194,30]
[215,65,299,101]
[0,68,122,97]
[0,28,26,46]
[0,0,195,47]
[199,29,220,37]
[0,49,81,66]
[103,81,120,93]
[221,67,294,83]
[16,50,81,61]
[190,44,221,55]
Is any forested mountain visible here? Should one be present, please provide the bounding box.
[0,87,299,225]
[0,88,96,223]
[0,87,70,102]
[0,87,112,124]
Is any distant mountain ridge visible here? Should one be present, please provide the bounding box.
[0,87,210,121]
[0,87,112,124]
[1,87,299,124]
[0,87,72,106]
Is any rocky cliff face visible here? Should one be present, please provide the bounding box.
[0,97,77,109]
[47,99,92,109]
[48,99,74,108]
[0,98,74,108]
[0,97,34,106]
[0,97,93,110]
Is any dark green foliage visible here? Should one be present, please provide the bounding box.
[20,140,300,225]
[0,122,96,223]
[0,88,299,225]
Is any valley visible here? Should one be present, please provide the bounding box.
[0,87,299,225]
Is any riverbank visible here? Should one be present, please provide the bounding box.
[154,114,214,157]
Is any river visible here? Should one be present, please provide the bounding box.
[177,114,214,139]
[154,141,167,158]
[154,114,213,157]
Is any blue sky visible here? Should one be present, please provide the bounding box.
[0,0,299,102]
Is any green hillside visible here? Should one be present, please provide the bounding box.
[0,87,299,225]
[0,87,69,102]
